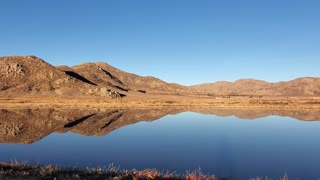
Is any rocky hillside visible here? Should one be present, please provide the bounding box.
[1,55,319,97]
[191,78,320,96]
[67,62,188,93]
[0,56,89,96]
[0,56,187,97]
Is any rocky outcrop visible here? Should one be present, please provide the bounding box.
[87,87,125,98]
[0,63,25,78]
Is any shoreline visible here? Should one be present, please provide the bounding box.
[0,161,219,180]
[0,161,289,180]
[1,95,320,110]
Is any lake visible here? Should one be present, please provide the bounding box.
[0,108,320,179]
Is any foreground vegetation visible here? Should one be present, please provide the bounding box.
[0,161,215,180]
[0,161,291,180]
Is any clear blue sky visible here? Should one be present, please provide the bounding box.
[1,0,319,85]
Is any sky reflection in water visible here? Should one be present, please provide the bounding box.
[1,112,320,179]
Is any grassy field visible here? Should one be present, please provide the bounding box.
[0,95,320,110]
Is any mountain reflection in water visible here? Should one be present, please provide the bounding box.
[0,108,319,144]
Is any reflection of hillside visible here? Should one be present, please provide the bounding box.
[0,108,183,144]
[0,109,87,143]
[69,108,182,136]
[0,108,319,144]
[192,109,320,121]
[0,109,92,144]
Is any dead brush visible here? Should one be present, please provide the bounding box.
[185,168,217,180]
[131,168,161,179]
[6,160,28,169]
[38,164,59,176]
[0,161,297,180]
[161,170,180,179]
[0,160,30,176]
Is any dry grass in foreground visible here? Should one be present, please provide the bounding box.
[0,161,292,180]
[0,161,216,180]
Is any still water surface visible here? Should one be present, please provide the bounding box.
[0,109,320,179]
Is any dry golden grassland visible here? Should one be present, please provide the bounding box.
[0,94,319,110]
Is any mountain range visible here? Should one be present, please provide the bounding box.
[1,55,319,97]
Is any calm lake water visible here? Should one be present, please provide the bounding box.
[0,108,320,179]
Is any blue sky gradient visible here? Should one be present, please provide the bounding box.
[1,0,319,85]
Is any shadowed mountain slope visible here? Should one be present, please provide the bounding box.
[94,62,189,93]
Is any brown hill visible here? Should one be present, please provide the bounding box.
[1,55,319,97]
[65,62,175,93]
[58,61,189,94]
[0,56,91,96]
[191,77,320,96]
[0,56,188,98]
[94,62,188,93]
